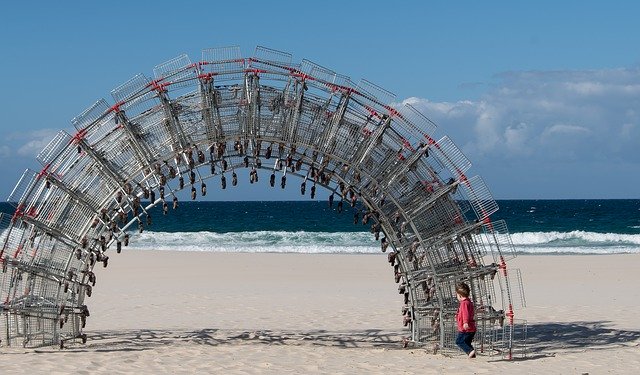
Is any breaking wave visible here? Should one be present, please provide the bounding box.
[124,230,640,254]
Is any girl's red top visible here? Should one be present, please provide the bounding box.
[456,298,477,332]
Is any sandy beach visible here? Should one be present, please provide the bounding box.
[2,251,639,374]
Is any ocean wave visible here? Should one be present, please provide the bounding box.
[513,246,636,255]
[3,227,638,255]
[121,229,640,254]
[509,230,640,247]
[127,230,381,254]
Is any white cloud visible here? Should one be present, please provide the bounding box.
[0,145,10,158]
[504,123,533,155]
[542,124,591,136]
[402,66,640,165]
[403,97,476,118]
[621,123,635,137]
[2,129,60,158]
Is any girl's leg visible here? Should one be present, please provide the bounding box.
[456,332,472,354]
[465,332,476,358]
[465,331,475,350]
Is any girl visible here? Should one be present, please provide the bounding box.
[455,282,477,358]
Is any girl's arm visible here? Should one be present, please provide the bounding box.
[460,300,471,329]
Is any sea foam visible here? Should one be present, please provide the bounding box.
[127,230,381,254]
[122,230,640,254]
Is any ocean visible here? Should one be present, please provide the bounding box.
[1,200,639,255]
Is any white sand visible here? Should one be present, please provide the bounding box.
[2,252,639,374]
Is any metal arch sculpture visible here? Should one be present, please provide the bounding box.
[0,46,526,356]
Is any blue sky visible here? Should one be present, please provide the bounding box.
[0,1,638,200]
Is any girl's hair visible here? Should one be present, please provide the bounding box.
[455,282,470,298]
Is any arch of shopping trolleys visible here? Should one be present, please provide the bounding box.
[0,46,526,357]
